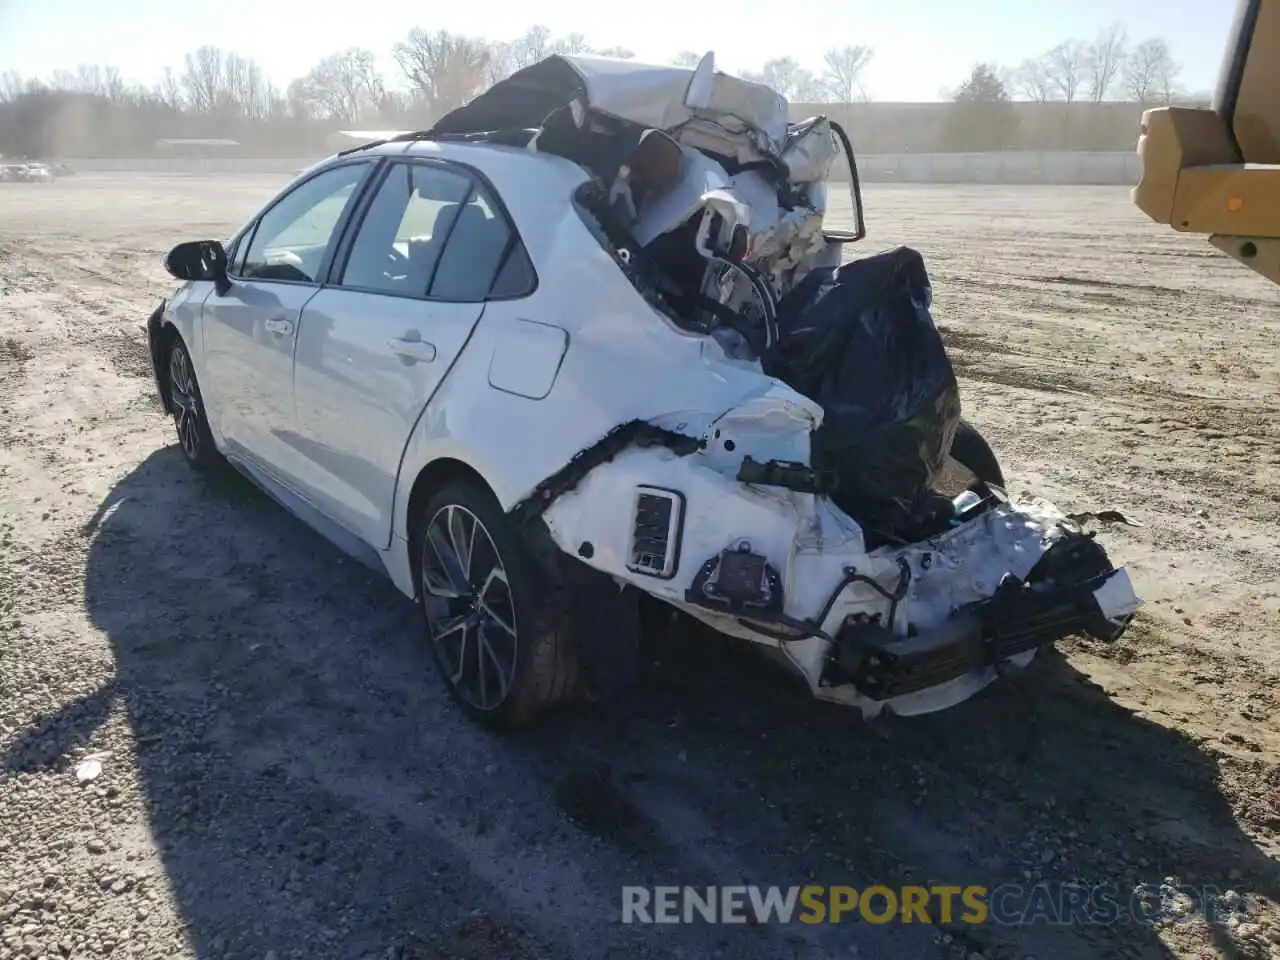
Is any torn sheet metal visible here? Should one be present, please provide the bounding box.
[431,53,788,152]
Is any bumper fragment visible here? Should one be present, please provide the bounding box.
[831,567,1132,701]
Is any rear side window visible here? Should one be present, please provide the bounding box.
[430,191,524,302]
[488,243,536,299]
[338,160,535,302]
[339,163,472,297]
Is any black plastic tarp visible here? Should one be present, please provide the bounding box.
[430,57,587,136]
[763,246,962,531]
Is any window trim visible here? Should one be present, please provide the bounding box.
[229,157,379,288]
[486,235,537,300]
[323,155,538,304]
[327,160,473,301]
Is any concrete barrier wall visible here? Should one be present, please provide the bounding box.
[846,151,1141,185]
[65,157,312,176]
[63,151,1143,185]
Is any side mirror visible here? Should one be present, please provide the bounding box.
[165,240,230,295]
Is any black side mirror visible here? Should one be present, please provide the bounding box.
[165,240,231,295]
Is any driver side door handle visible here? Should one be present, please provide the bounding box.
[264,317,294,336]
[388,338,437,363]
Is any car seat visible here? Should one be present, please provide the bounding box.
[429,203,510,300]
[404,202,462,293]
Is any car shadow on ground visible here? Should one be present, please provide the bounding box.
[6,445,1273,960]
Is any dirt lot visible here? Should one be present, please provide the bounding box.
[0,173,1277,960]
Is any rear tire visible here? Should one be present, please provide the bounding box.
[414,481,577,729]
[166,336,223,471]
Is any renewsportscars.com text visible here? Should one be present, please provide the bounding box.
[621,884,1241,926]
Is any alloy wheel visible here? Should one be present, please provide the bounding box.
[168,345,202,460]
[420,504,519,712]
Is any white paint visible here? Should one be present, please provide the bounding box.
[486,319,569,401]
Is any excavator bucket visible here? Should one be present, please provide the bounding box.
[1132,0,1280,285]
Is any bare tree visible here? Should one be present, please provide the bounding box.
[1086,23,1128,102]
[294,47,383,124]
[1154,43,1183,105]
[393,28,491,116]
[97,66,126,101]
[376,88,414,123]
[551,33,592,56]
[483,41,515,86]
[820,45,873,102]
[0,71,23,103]
[671,51,702,67]
[1008,58,1053,102]
[178,46,273,119]
[48,70,77,92]
[745,57,824,101]
[222,53,276,120]
[285,78,315,123]
[51,64,127,101]
[1043,40,1088,102]
[595,46,635,60]
[155,67,184,111]
[180,46,225,115]
[1121,38,1180,105]
[510,25,552,70]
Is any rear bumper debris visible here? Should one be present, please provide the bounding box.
[533,432,1141,719]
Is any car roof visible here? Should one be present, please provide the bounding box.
[312,136,591,267]
[323,136,589,191]
[346,137,538,162]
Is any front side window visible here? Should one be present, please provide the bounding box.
[339,162,472,297]
[239,162,370,283]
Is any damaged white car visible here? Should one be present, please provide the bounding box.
[148,52,1141,728]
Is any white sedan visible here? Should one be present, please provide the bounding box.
[148,53,1141,728]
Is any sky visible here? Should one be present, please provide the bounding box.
[0,0,1235,102]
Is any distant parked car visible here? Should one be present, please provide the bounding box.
[23,162,55,182]
[0,161,55,182]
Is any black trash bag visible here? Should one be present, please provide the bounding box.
[762,246,962,532]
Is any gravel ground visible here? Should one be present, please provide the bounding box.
[0,174,1277,960]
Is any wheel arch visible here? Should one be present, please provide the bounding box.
[404,456,500,597]
[148,308,181,414]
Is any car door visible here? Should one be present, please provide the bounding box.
[290,158,536,550]
[200,160,374,482]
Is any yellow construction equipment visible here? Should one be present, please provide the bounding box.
[1133,0,1280,286]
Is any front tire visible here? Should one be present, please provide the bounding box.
[415,481,576,729]
[167,336,222,471]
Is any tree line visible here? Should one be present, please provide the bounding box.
[1000,26,1200,106]
[940,25,1207,153]
[0,22,1195,159]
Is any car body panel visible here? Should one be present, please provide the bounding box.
[201,280,322,483]
[291,288,485,550]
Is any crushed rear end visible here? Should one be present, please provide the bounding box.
[431,53,1142,718]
